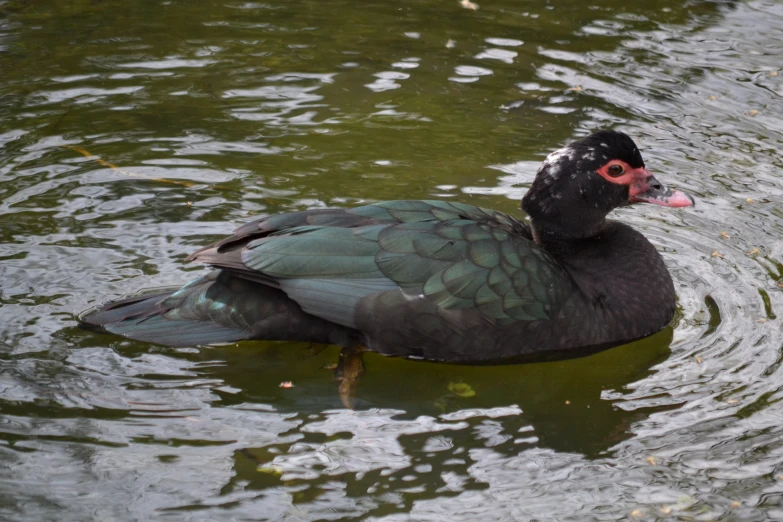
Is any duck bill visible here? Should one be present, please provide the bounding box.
[629,174,695,208]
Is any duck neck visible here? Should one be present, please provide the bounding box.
[529,218,606,251]
[529,218,618,309]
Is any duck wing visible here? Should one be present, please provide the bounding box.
[83,200,576,360]
[191,200,574,360]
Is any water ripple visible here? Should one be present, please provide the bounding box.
[2,0,783,520]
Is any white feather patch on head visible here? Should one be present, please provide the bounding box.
[539,145,576,179]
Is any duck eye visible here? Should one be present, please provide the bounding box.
[607,164,624,177]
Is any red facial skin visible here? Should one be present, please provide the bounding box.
[595,159,694,208]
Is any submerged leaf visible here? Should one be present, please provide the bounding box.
[448,382,476,398]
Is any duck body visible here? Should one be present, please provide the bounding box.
[82,131,693,363]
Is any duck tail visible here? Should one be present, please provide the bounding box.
[79,272,251,347]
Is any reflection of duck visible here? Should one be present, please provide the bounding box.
[82,130,692,403]
[202,326,675,458]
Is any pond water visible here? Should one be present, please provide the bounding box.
[2,0,783,520]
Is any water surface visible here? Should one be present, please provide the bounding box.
[2,0,783,520]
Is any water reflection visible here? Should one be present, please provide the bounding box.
[44,325,675,517]
[3,0,783,519]
[202,328,674,455]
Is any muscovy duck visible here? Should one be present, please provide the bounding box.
[82,131,693,369]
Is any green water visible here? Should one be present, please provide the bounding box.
[2,0,783,520]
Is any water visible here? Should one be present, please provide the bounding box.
[2,0,783,519]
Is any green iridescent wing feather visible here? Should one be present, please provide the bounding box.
[239,200,568,329]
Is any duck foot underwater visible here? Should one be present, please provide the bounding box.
[80,130,694,404]
[335,346,366,408]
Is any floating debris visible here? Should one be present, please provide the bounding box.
[62,145,198,188]
[745,109,759,116]
[729,501,741,509]
[721,231,731,239]
[746,198,755,203]
[696,357,702,364]
[279,381,294,388]
[630,509,643,518]
[726,399,738,404]
[645,456,656,465]
[564,400,571,405]
[459,0,479,10]
[711,251,724,258]
[709,95,718,101]
[569,85,582,92]
[770,71,779,77]
[322,363,338,371]
[748,248,760,256]
[257,464,284,476]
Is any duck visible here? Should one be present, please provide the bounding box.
[81,130,693,402]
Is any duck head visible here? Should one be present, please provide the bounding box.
[522,130,694,240]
